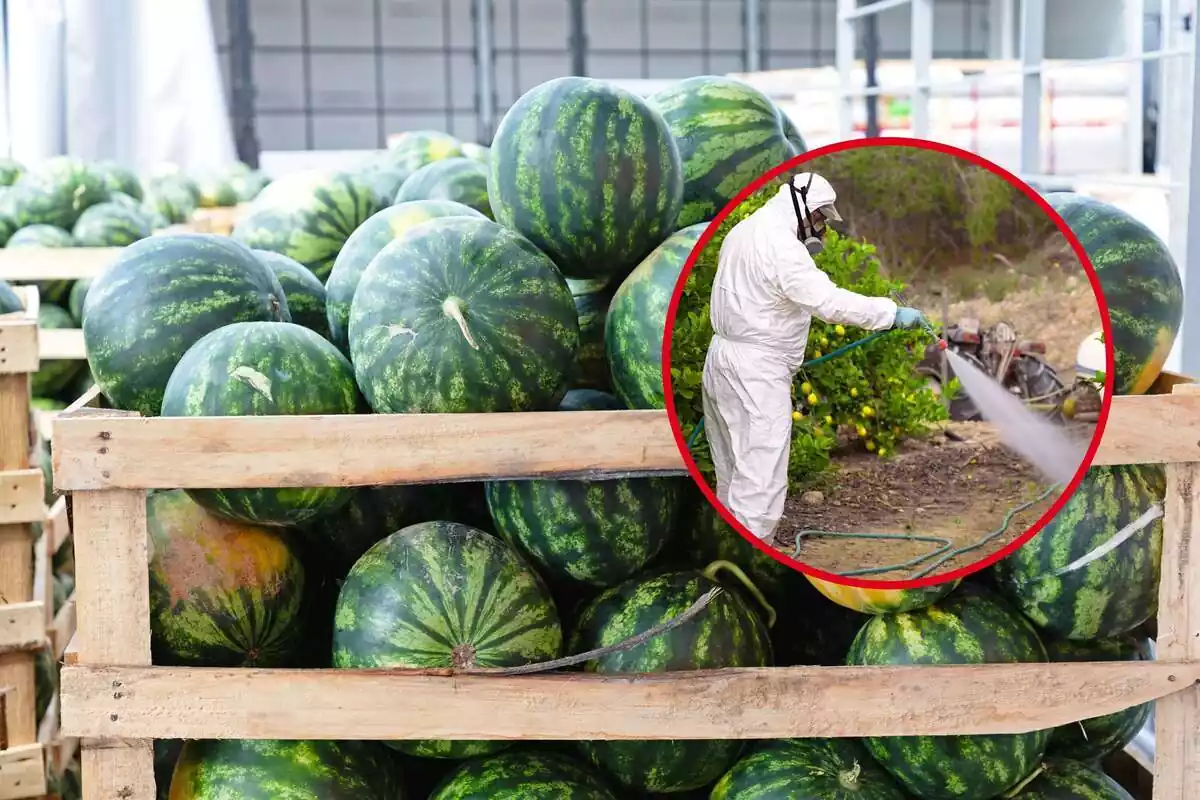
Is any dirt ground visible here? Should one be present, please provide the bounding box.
[774,419,1098,580]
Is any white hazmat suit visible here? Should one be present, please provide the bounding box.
[701,174,899,543]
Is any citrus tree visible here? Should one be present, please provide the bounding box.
[669,189,947,490]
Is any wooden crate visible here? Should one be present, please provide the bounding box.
[188,205,247,236]
[0,300,74,799]
[51,371,1200,800]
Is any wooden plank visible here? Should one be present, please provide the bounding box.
[71,486,154,800]
[0,603,46,654]
[0,322,39,376]
[34,410,55,443]
[38,328,86,361]
[63,635,77,667]
[0,743,46,800]
[51,596,75,661]
[0,469,44,525]
[59,661,1196,741]
[1091,393,1200,466]
[44,498,70,555]
[0,248,120,282]
[52,410,687,491]
[36,690,58,745]
[1152,382,1200,800]
[0,369,35,746]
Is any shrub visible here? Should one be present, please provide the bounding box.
[669,189,947,491]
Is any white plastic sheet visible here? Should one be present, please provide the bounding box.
[4,0,67,162]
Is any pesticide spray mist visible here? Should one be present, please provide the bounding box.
[943,349,1085,486]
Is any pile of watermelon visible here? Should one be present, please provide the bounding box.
[9,71,1168,800]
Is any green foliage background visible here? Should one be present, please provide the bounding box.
[669,188,948,490]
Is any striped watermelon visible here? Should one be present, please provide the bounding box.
[484,474,682,587]
[387,130,465,172]
[461,142,490,163]
[350,215,579,413]
[325,199,486,352]
[430,750,618,800]
[993,465,1165,640]
[107,191,142,210]
[1044,635,1152,761]
[559,388,623,411]
[93,159,144,201]
[333,521,562,758]
[571,565,773,793]
[72,201,152,246]
[252,250,330,340]
[32,304,84,397]
[777,109,808,156]
[846,583,1051,800]
[168,739,403,798]
[568,278,614,391]
[0,159,23,187]
[232,169,384,281]
[144,179,198,224]
[296,484,419,576]
[1004,758,1134,799]
[147,489,307,667]
[1045,193,1183,395]
[6,223,74,249]
[806,574,961,615]
[647,76,795,228]
[0,279,20,313]
[6,156,108,228]
[161,322,360,526]
[68,279,91,324]
[712,738,907,799]
[395,157,493,219]
[197,176,240,208]
[489,76,684,282]
[606,222,707,409]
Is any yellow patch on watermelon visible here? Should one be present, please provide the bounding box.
[1128,326,1176,395]
[806,574,961,615]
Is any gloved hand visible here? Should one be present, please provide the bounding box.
[893,307,929,330]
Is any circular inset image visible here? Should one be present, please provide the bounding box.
[664,138,1120,588]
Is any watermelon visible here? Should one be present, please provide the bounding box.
[777,108,808,156]
[387,129,465,172]
[82,233,290,416]
[72,201,152,246]
[1003,758,1133,799]
[806,574,961,615]
[0,211,14,247]
[846,583,1051,800]
[148,169,202,203]
[430,750,618,799]
[0,159,24,187]
[147,489,307,667]
[168,739,403,799]
[355,156,411,206]
[0,279,21,313]
[296,483,419,577]
[230,169,271,203]
[647,76,795,228]
[461,142,490,164]
[160,321,359,526]
[489,76,684,282]
[324,199,486,352]
[1045,635,1152,761]
[34,644,57,724]
[232,169,384,281]
[6,223,74,248]
[145,180,198,223]
[68,278,91,324]
[107,191,142,210]
[396,157,493,219]
[993,465,1165,640]
[198,176,240,207]
[606,222,706,409]
[32,303,84,396]
[571,565,773,793]
[712,738,907,799]
[154,740,184,800]
[1045,193,1183,395]
[485,474,682,587]
[5,156,108,228]
[568,278,614,391]
[332,521,562,758]
[93,159,144,201]
[559,388,623,410]
[251,249,329,340]
[350,215,579,413]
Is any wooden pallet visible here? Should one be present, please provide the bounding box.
[51,371,1200,800]
[0,300,81,799]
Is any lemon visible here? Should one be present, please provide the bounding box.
[861,406,874,418]
[811,349,823,359]
[819,337,829,347]
[878,448,887,457]
[855,424,867,438]
[865,440,876,451]
[825,415,834,425]
[850,387,858,398]
[791,411,802,421]
[800,381,813,395]
[834,325,845,336]
[807,392,819,405]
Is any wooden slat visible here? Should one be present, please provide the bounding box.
[71,485,154,800]
[1090,393,1200,466]
[50,596,75,661]
[0,603,45,655]
[33,410,55,443]
[0,743,46,800]
[59,661,1196,741]
[36,690,58,745]
[52,410,686,490]
[38,328,85,361]
[1152,382,1200,800]
[0,369,35,746]
[44,498,70,555]
[62,635,78,667]
[0,470,44,525]
[0,248,120,282]
[0,321,39,376]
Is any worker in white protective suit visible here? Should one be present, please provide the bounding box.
[701,173,929,544]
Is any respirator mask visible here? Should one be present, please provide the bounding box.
[788,174,826,256]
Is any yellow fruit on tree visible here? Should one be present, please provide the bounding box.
[824,415,834,425]
[812,350,823,359]
[878,448,887,457]
[865,440,876,451]
[861,406,874,418]
[791,411,802,422]
[834,325,845,336]
[807,392,819,405]
[820,337,829,348]
[800,381,812,395]
[850,387,858,398]
[855,424,867,438]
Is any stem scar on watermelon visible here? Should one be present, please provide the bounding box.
[443,296,480,349]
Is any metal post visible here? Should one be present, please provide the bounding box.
[911,0,933,138]
[226,0,259,167]
[568,0,586,76]
[1018,0,1045,176]
[1126,0,1146,174]
[474,0,496,143]
[743,0,761,73]
[1178,14,1200,376]
[998,0,1016,59]
[864,14,879,138]
[835,0,856,139]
